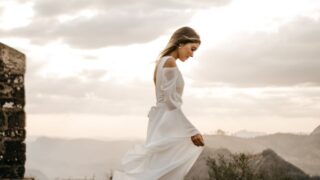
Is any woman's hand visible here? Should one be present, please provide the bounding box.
[191,133,205,146]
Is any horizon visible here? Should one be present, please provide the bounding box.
[25,124,318,142]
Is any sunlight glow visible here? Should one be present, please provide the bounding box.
[0,1,34,30]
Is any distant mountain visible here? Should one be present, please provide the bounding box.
[26,136,142,180]
[26,125,320,178]
[232,130,267,138]
[25,169,49,180]
[311,125,320,135]
[203,131,320,176]
[250,149,309,179]
[185,147,309,180]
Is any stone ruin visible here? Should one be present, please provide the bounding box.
[0,42,29,179]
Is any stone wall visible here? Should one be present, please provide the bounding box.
[0,42,27,179]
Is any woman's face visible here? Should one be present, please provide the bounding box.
[178,42,200,61]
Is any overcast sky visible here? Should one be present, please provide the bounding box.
[1,0,319,140]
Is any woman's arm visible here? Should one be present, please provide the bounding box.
[161,68,181,110]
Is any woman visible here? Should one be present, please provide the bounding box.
[112,26,205,180]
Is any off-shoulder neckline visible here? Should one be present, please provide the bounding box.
[163,67,177,69]
[163,55,175,59]
[161,56,179,69]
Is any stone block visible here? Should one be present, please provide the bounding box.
[3,141,26,165]
[0,110,5,128]
[7,110,26,129]
[0,75,25,108]
[0,129,26,140]
[0,165,25,178]
[0,43,26,75]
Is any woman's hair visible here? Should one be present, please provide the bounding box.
[158,26,201,59]
[153,27,200,85]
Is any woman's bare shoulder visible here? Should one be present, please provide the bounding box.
[163,57,177,68]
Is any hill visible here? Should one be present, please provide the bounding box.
[203,131,320,176]
[185,147,310,180]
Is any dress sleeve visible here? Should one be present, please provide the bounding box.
[160,67,181,111]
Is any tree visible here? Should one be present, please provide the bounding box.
[207,153,256,180]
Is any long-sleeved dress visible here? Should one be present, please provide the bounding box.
[112,55,204,180]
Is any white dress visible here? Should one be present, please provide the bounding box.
[112,56,204,180]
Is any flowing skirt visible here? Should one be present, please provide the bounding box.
[112,103,204,180]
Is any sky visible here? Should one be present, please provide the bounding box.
[1,0,320,140]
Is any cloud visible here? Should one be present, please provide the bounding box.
[26,68,320,120]
[25,73,155,114]
[182,86,320,119]
[79,69,107,79]
[0,0,231,49]
[193,16,320,87]
[32,0,231,17]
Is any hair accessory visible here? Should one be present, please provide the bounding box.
[182,35,200,41]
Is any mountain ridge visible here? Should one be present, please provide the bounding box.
[26,125,320,178]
